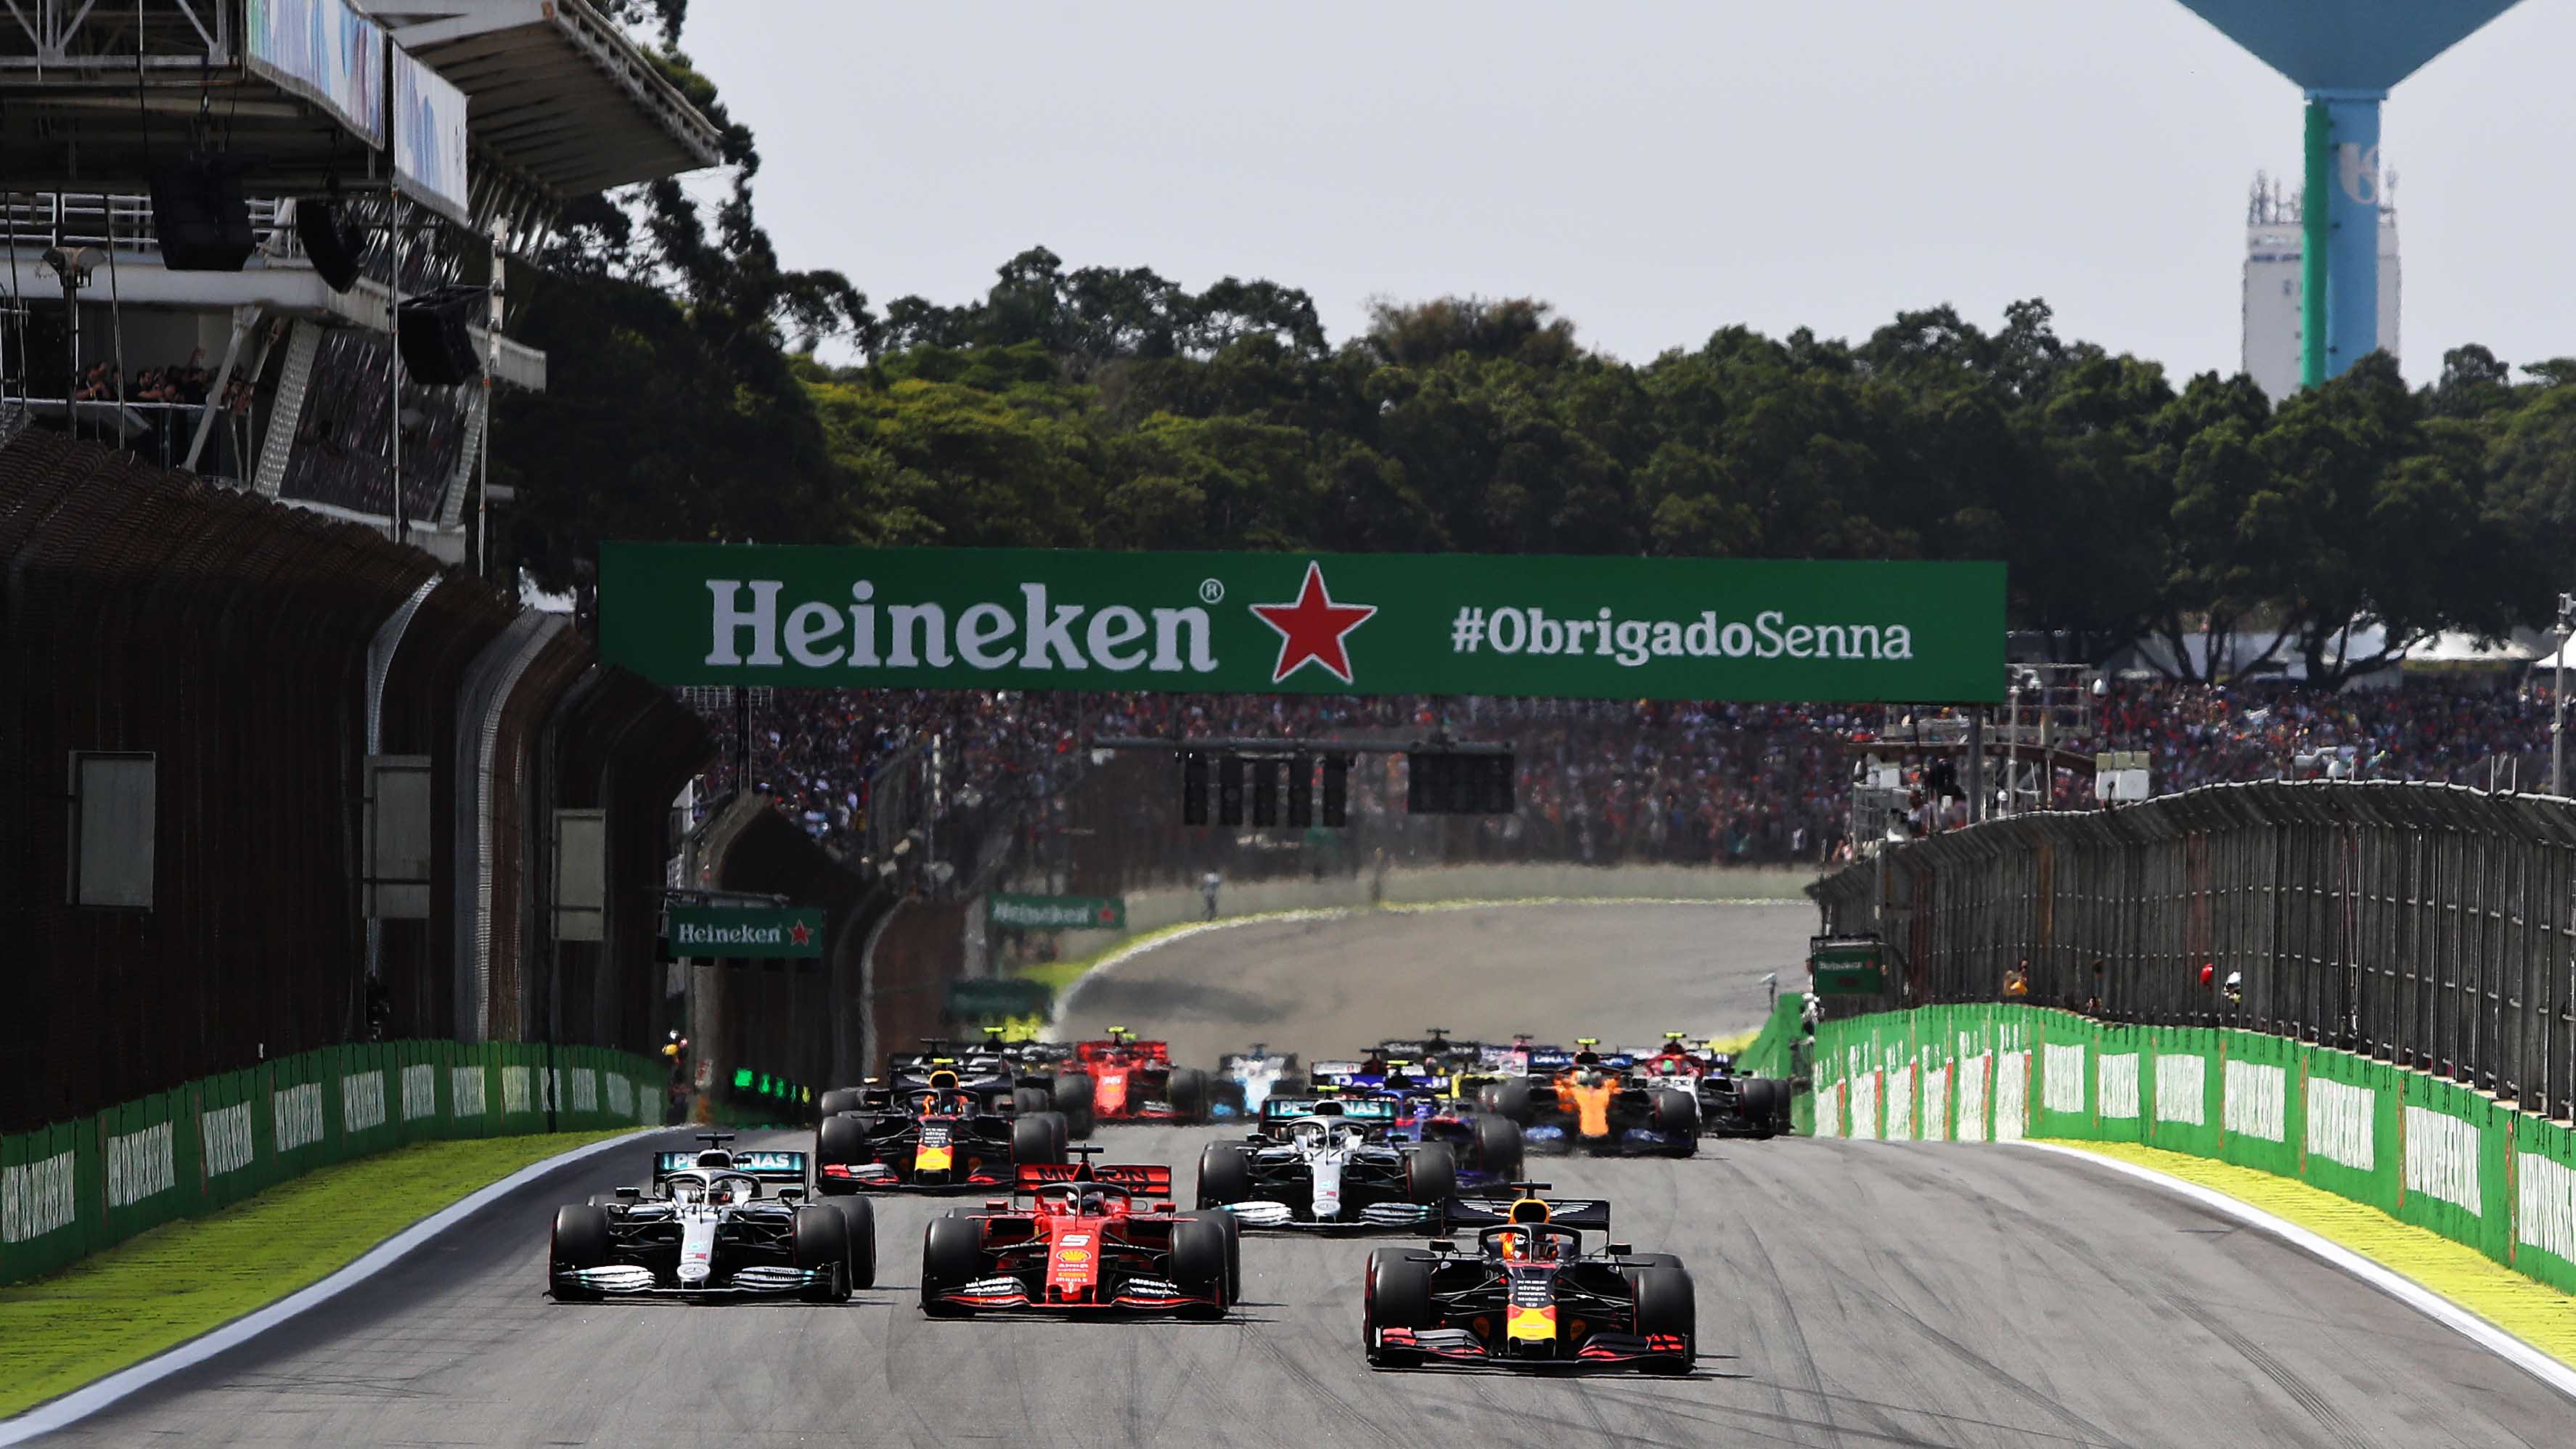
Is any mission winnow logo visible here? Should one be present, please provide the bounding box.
[703,560,1378,685]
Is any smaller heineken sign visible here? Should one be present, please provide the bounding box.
[1809,935,1885,996]
[989,893,1127,931]
[668,905,824,959]
[948,977,1057,1021]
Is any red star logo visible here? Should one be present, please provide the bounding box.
[1248,562,1377,685]
[787,921,812,947]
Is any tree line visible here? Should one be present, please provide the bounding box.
[504,6,2576,687]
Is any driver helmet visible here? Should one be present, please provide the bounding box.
[1499,1230,1528,1262]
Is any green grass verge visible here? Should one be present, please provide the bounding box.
[0,1130,634,1420]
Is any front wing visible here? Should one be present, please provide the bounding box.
[930,1273,1222,1315]
[1219,1199,1439,1231]
[553,1263,829,1299]
[1373,1325,1690,1368]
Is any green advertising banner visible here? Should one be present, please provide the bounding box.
[948,977,1058,1020]
[1809,936,1886,995]
[989,892,1127,931]
[599,543,2005,703]
[667,905,824,958]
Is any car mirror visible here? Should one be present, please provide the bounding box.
[777,1187,805,1202]
[1428,1238,1457,1253]
[614,1186,640,1200]
[1607,1241,1632,1256]
[984,1199,1010,1211]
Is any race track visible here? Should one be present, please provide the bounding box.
[38,904,2570,1448]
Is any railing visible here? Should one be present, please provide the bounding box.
[1810,780,2576,1119]
[0,192,303,264]
[9,399,253,480]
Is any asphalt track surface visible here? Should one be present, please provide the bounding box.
[41,904,2572,1448]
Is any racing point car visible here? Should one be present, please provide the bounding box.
[1635,1032,1790,1139]
[814,1066,1068,1192]
[1212,1044,1305,1119]
[1066,1026,1212,1124]
[919,1148,1240,1318]
[1362,1186,1694,1374]
[548,1135,874,1302]
[1515,1043,1699,1156]
[1195,1097,1456,1231]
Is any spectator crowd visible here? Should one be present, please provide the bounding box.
[684,677,2571,875]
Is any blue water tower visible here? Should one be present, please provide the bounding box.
[2175,1,2523,385]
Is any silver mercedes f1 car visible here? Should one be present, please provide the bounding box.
[1195,1098,1455,1232]
[547,1135,874,1302]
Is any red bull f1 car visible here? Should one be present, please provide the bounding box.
[1364,1186,1694,1374]
[919,1148,1240,1317]
[548,1135,873,1302]
[814,1066,1068,1191]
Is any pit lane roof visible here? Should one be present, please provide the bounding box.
[377,0,724,199]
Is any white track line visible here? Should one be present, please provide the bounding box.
[1044,895,1804,1037]
[2009,1140,2576,1403]
[0,1130,658,1445]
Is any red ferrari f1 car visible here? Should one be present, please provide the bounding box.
[919,1148,1241,1317]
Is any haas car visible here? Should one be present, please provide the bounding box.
[814,1065,1068,1192]
[1493,1041,1700,1156]
[1363,1186,1694,1374]
[1636,1032,1792,1139]
[547,1135,873,1302]
[1066,1026,1213,1124]
[1195,1097,1455,1232]
[919,1148,1240,1318]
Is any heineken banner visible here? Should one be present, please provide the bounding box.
[600,543,2005,703]
[989,892,1127,931]
[667,905,824,959]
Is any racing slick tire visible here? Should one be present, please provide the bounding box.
[1196,1142,1254,1207]
[1404,1143,1457,1208]
[920,1215,986,1317]
[815,1114,876,1193]
[1473,1114,1524,1179]
[1363,1250,1434,1365]
[827,1195,878,1289]
[1169,1215,1230,1318]
[1012,1111,1068,1167]
[1489,1077,1534,1124]
[793,1205,855,1302]
[1631,1263,1696,1375]
[1052,1072,1097,1138]
[817,1087,868,1122]
[1181,1211,1243,1304]
[549,1204,611,1302]
[1168,1066,1211,1124]
[1011,1085,1052,1118]
[1743,1078,1782,1138]
[1651,1089,1701,1154]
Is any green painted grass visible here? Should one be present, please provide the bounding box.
[0,1130,634,1420]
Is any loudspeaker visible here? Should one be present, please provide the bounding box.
[1321,754,1349,828]
[1182,752,1209,826]
[1250,759,1279,828]
[149,155,256,272]
[1217,756,1247,828]
[294,197,366,292]
[1285,754,1314,828]
[396,285,483,385]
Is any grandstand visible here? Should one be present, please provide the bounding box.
[0,0,721,566]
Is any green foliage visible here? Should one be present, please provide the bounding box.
[500,9,2576,666]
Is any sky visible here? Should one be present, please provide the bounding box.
[679,1,2576,385]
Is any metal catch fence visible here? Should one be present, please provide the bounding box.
[1810,780,2576,1119]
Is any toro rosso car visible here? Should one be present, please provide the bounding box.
[547,1135,873,1302]
[919,1148,1240,1318]
[1195,1098,1455,1232]
[1364,1187,1694,1374]
[1357,1066,1524,1185]
[1508,1044,1700,1156]
[814,1067,1068,1192]
[1068,1027,1211,1124]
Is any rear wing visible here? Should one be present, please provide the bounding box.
[652,1149,807,1184]
[1259,1096,1397,1124]
[1445,1196,1612,1230]
[1307,1059,1365,1079]
[1014,1162,1172,1196]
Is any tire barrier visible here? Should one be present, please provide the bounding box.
[1,1040,666,1283]
[1807,1004,2576,1297]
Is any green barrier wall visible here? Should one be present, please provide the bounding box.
[1805,1005,2576,1297]
[3,1040,668,1284]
